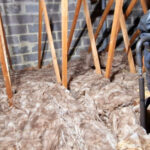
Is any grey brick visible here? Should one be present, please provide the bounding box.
[126,17,132,25]
[77,12,84,20]
[0,0,12,3]
[52,32,57,40]
[54,41,61,49]
[23,53,38,62]
[11,56,22,65]
[46,4,59,12]
[12,46,29,55]
[32,44,38,52]
[29,24,46,33]
[42,33,48,41]
[53,22,61,31]
[7,25,27,35]
[28,24,38,33]
[3,15,38,25]
[57,32,61,40]
[131,10,143,16]
[83,38,90,46]
[32,42,49,52]
[28,24,41,33]
[20,35,37,43]
[26,5,38,13]
[43,51,51,60]
[68,3,75,11]
[4,4,21,14]
[50,13,61,22]
[7,36,19,44]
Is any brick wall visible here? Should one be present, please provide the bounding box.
[0,0,146,70]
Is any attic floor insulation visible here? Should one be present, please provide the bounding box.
[0,52,150,150]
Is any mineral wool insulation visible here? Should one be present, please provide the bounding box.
[0,52,150,150]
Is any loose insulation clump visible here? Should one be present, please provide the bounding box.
[0,52,150,150]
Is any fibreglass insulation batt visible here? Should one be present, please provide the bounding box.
[0,52,150,150]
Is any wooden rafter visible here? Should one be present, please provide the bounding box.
[62,0,68,88]
[89,0,147,52]
[38,0,43,69]
[38,0,61,83]
[82,0,101,74]
[88,0,114,52]
[0,15,13,106]
[105,0,124,78]
[67,0,82,52]
[119,9,136,73]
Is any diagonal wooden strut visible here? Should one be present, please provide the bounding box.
[0,14,13,71]
[0,17,13,106]
[105,0,147,78]
[38,0,61,83]
[63,0,101,88]
[89,0,138,52]
[67,0,82,52]
[68,0,101,73]
[105,0,139,51]
[140,0,148,14]
[119,10,136,73]
[88,0,114,52]
[105,0,124,78]
[88,0,147,55]
[82,0,101,74]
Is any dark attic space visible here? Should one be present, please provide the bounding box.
[1,0,150,149]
